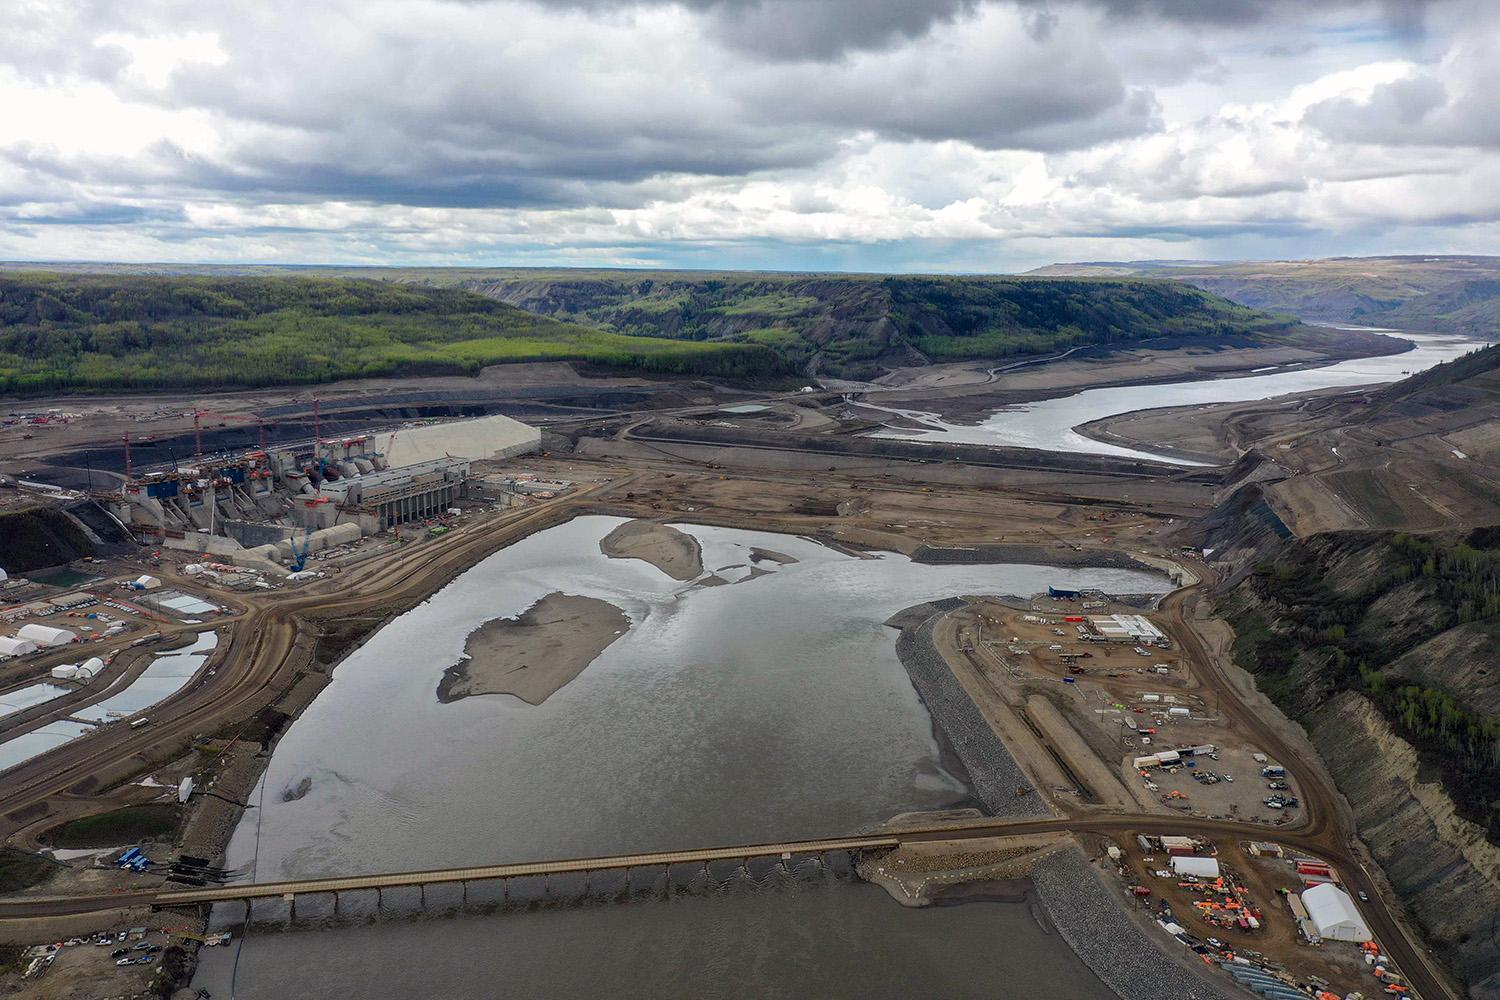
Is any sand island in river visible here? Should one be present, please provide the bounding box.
[437,592,630,705]
[599,520,704,580]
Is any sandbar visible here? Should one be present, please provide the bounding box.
[600,520,704,580]
[437,592,630,705]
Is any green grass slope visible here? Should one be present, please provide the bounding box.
[458,271,1307,379]
[0,273,784,393]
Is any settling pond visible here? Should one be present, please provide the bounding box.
[195,516,1172,999]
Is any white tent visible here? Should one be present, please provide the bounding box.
[0,636,38,659]
[1170,856,1221,879]
[1301,884,1372,942]
[17,624,75,647]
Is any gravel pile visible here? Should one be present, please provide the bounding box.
[893,603,1048,818]
[1032,847,1235,1000]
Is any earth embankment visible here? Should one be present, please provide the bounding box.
[888,599,1048,819]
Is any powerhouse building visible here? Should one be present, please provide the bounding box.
[112,412,542,568]
[313,457,470,531]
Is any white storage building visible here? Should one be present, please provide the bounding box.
[1171,856,1221,879]
[133,574,163,591]
[17,624,76,647]
[1086,614,1167,644]
[0,636,38,659]
[1301,884,1371,942]
[374,414,540,467]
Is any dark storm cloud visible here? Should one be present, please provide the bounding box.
[70,0,1158,214]
[6,0,1492,269]
[1015,0,1443,35]
[695,0,980,59]
[5,204,186,226]
[529,0,980,59]
[527,0,1447,59]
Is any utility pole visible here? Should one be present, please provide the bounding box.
[193,410,203,461]
[313,398,322,455]
[122,434,132,483]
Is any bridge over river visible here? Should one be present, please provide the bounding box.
[0,813,1453,1000]
[1,813,1349,915]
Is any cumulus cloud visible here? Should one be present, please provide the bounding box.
[0,0,1494,269]
[1304,16,1500,148]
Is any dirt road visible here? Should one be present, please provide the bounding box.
[0,477,630,843]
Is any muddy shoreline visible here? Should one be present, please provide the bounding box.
[910,543,1157,573]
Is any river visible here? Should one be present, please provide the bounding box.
[193,516,1171,998]
[866,331,1484,464]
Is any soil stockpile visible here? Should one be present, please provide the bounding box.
[437,593,630,705]
[600,520,703,580]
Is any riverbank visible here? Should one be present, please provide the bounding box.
[869,326,1412,424]
[910,543,1157,573]
[1073,384,1363,466]
[437,592,631,705]
[863,331,1486,472]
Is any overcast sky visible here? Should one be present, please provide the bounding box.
[4,0,1496,271]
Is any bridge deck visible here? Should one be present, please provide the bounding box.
[152,835,902,906]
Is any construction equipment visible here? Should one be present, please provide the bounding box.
[288,525,315,572]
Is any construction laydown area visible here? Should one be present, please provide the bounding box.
[0,366,1468,1000]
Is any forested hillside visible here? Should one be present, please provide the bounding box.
[1032,255,1500,333]
[462,272,1310,379]
[1223,529,1500,842]
[0,273,783,393]
[1365,278,1500,338]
